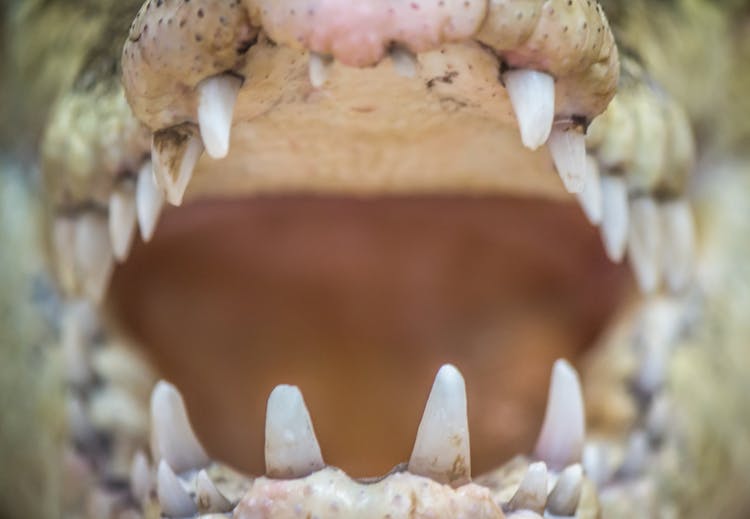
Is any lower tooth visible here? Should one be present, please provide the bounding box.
[136,160,164,242]
[577,155,603,225]
[130,450,152,504]
[53,217,78,293]
[627,196,662,293]
[507,461,548,513]
[548,124,586,193]
[196,469,232,513]
[390,46,419,78]
[156,460,197,517]
[599,175,629,262]
[108,180,137,262]
[660,198,695,292]
[309,52,333,88]
[546,463,583,515]
[74,213,114,304]
[408,364,471,487]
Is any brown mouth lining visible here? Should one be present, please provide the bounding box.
[108,193,631,477]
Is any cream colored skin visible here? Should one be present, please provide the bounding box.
[2,0,750,517]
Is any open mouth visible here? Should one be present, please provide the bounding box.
[29,0,704,517]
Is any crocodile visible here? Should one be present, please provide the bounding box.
[1,0,750,517]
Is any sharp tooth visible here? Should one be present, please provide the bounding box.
[390,46,418,78]
[547,463,583,516]
[408,364,471,487]
[150,381,210,473]
[600,175,629,262]
[136,161,164,242]
[507,461,548,513]
[660,199,695,292]
[504,69,555,150]
[108,181,137,262]
[197,74,242,159]
[130,450,152,504]
[156,460,197,517]
[548,124,586,193]
[627,196,662,293]
[74,213,114,304]
[151,129,204,206]
[577,156,603,225]
[265,385,325,478]
[309,52,332,88]
[196,469,232,513]
[618,430,649,478]
[534,359,585,470]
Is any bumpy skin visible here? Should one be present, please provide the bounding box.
[2,0,750,518]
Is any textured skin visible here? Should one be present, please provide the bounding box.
[2,0,750,518]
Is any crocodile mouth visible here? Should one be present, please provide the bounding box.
[38,0,700,517]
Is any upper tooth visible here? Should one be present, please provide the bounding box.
[130,450,152,504]
[660,199,695,292]
[265,385,325,478]
[600,174,629,262]
[628,196,662,293]
[196,469,232,513]
[197,74,242,159]
[136,161,164,242]
[408,364,471,487]
[577,156,603,225]
[546,463,583,515]
[74,213,114,304]
[156,460,197,517]
[534,359,585,470]
[507,461,548,513]
[109,180,137,262]
[150,381,210,474]
[504,69,555,150]
[548,124,586,193]
[390,46,419,78]
[151,129,204,206]
[309,52,332,88]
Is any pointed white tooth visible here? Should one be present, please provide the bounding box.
[53,217,78,293]
[547,463,583,516]
[577,156,603,225]
[196,469,232,513]
[534,360,585,470]
[618,430,649,478]
[74,213,114,304]
[504,70,555,150]
[130,450,152,504]
[627,196,662,293]
[660,199,695,292]
[109,181,137,262]
[548,125,586,193]
[308,52,332,88]
[197,74,242,159]
[391,46,418,78]
[408,364,471,487]
[600,175,629,262]
[507,461,548,513]
[156,460,197,517]
[265,385,325,478]
[136,161,164,242]
[151,131,204,206]
[150,381,210,473]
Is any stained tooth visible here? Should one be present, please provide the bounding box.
[390,46,418,78]
[130,450,152,504]
[151,129,204,206]
[74,213,114,304]
[577,156,603,225]
[534,360,585,470]
[308,52,332,88]
[408,364,471,487]
[150,381,210,473]
[109,181,137,262]
[196,469,232,513]
[156,460,197,517]
[627,196,662,293]
[547,463,583,516]
[548,124,586,193]
[600,175,629,262]
[265,385,325,478]
[504,70,555,150]
[507,461,548,513]
[136,161,164,242]
[660,199,695,292]
[197,74,242,159]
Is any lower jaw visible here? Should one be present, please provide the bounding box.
[107,193,631,477]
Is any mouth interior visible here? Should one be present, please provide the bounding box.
[107,193,631,477]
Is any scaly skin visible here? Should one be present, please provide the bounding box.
[2,1,750,518]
